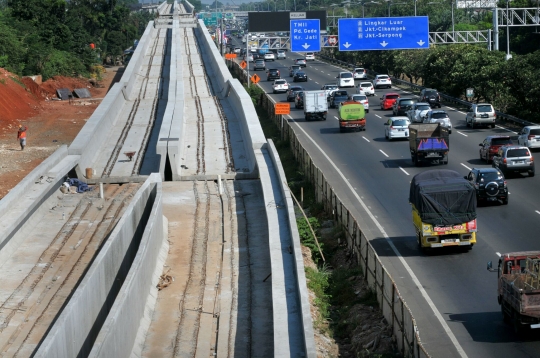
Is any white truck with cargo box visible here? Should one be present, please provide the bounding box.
[303,90,328,121]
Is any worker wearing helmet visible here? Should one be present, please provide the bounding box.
[17,125,27,150]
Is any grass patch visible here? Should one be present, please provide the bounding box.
[10,76,24,88]
[305,265,332,330]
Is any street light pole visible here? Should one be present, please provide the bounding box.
[414,0,417,16]
[506,0,512,60]
[451,0,455,34]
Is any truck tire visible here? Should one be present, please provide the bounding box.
[305,115,309,121]
[413,154,420,167]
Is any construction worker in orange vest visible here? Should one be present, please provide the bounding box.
[17,125,27,150]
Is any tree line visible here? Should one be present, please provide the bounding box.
[325,44,540,121]
[0,0,154,80]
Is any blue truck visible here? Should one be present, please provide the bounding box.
[409,123,449,166]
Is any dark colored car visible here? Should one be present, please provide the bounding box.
[286,86,304,102]
[492,145,535,177]
[329,90,349,108]
[295,91,304,109]
[293,71,308,82]
[266,68,280,81]
[289,65,301,77]
[392,98,415,116]
[479,135,513,163]
[465,168,508,205]
[420,88,441,108]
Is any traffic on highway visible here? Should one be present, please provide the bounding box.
[228,33,540,357]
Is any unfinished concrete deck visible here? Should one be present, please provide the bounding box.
[139,180,273,357]
[0,183,140,357]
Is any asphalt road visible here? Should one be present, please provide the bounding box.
[231,39,540,358]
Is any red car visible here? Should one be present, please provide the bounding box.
[380,93,400,110]
[479,135,513,163]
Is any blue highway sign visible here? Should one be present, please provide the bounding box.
[290,19,321,52]
[338,16,429,51]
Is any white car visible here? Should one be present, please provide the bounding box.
[321,84,338,100]
[305,52,315,61]
[406,102,431,123]
[423,110,452,134]
[272,79,289,94]
[518,125,540,148]
[233,47,241,53]
[264,52,275,61]
[277,50,287,59]
[356,82,375,96]
[250,44,257,52]
[373,74,392,89]
[353,67,367,79]
[384,116,410,140]
[337,72,354,88]
[244,53,254,62]
[350,94,369,113]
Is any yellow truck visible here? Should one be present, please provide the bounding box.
[410,169,477,252]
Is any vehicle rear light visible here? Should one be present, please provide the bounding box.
[529,135,535,140]
[363,69,366,73]
[494,113,496,118]
[531,157,534,162]
[503,180,507,187]
[490,147,497,152]
[503,158,507,164]
[390,126,394,129]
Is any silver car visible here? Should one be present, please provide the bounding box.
[277,50,287,60]
[492,145,535,177]
[384,116,410,140]
[423,110,452,134]
[406,102,431,123]
[466,103,496,128]
[517,125,540,149]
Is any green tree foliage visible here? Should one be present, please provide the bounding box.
[1,0,153,79]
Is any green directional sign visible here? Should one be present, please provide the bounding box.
[203,19,218,26]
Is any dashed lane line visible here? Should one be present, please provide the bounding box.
[362,136,370,142]
[461,163,472,170]
[457,131,468,137]
[399,167,410,175]
[375,114,381,118]
[536,211,540,215]
[379,150,389,157]
[287,119,469,358]
[334,116,339,120]
[495,125,518,134]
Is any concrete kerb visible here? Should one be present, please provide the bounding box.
[34,174,161,358]
[184,0,195,12]
[169,23,186,180]
[266,139,317,358]
[89,176,165,358]
[69,83,126,179]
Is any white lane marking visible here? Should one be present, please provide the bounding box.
[456,110,465,114]
[315,82,319,84]
[399,167,410,175]
[379,150,389,157]
[461,163,472,170]
[457,131,468,137]
[290,122,468,358]
[536,210,540,215]
[495,125,518,134]
[334,116,339,120]
[375,114,381,118]
[362,136,370,142]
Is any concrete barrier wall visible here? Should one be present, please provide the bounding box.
[266,140,317,357]
[69,83,126,177]
[157,1,168,13]
[194,20,233,98]
[184,0,195,12]
[35,174,161,358]
[226,79,266,174]
[156,23,178,179]
[122,22,156,101]
[89,181,165,358]
[169,61,185,180]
